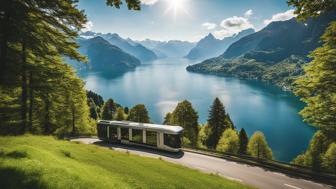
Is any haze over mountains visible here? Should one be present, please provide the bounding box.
[69,36,140,73]
[186,29,255,61]
[139,39,196,58]
[187,11,336,89]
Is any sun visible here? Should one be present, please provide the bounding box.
[164,0,189,18]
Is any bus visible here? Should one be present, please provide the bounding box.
[97,120,183,152]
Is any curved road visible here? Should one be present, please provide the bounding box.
[71,138,334,189]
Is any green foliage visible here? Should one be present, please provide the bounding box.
[197,124,209,149]
[323,143,336,173]
[115,107,126,121]
[291,131,331,170]
[206,97,232,149]
[170,100,199,147]
[101,99,117,120]
[106,0,141,10]
[0,135,255,189]
[216,129,239,154]
[0,0,94,136]
[127,104,150,123]
[247,131,273,160]
[294,22,336,134]
[163,112,173,125]
[287,0,336,21]
[123,107,129,114]
[238,128,249,155]
[187,55,306,90]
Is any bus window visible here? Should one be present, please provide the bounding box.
[121,127,129,140]
[146,131,157,146]
[109,126,118,141]
[97,124,108,140]
[164,134,181,148]
[131,129,143,143]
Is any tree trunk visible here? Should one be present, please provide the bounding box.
[0,2,11,75]
[71,105,76,135]
[28,71,33,133]
[44,96,50,134]
[21,39,27,134]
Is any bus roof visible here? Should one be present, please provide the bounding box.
[98,120,183,134]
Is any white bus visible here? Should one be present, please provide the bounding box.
[97,120,183,152]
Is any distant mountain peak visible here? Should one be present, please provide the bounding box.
[205,33,215,39]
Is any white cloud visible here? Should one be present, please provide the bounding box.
[214,16,254,39]
[263,9,296,25]
[82,21,93,32]
[244,9,253,18]
[202,22,217,30]
[141,0,159,5]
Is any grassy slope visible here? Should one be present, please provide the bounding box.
[0,135,255,189]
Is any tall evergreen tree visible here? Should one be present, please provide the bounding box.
[238,128,249,155]
[163,112,173,125]
[127,104,150,123]
[206,97,229,149]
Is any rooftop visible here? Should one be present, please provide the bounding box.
[98,120,184,134]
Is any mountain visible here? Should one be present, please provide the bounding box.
[223,12,336,63]
[187,12,336,90]
[186,29,255,61]
[139,39,196,58]
[100,33,157,62]
[69,36,140,73]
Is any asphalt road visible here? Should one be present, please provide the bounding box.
[71,138,334,189]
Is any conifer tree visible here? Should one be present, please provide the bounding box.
[206,98,229,149]
[238,128,249,155]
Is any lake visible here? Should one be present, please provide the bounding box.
[81,57,315,162]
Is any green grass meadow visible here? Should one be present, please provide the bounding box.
[0,135,255,189]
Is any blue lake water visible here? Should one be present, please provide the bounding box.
[81,58,315,162]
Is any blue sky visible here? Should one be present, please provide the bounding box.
[78,0,295,42]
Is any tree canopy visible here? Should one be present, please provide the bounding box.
[294,22,336,135]
[247,132,273,160]
[238,128,249,155]
[170,100,199,147]
[287,0,336,21]
[216,128,239,154]
[127,104,150,123]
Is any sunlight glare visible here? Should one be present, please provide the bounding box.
[164,0,190,18]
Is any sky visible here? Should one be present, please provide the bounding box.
[78,0,296,42]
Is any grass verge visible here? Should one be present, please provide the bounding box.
[0,135,255,189]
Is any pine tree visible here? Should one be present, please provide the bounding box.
[206,97,229,149]
[238,128,249,155]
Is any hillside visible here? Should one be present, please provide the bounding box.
[187,12,336,89]
[223,12,336,62]
[101,33,158,62]
[186,29,255,61]
[0,135,254,189]
[73,37,141,73]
